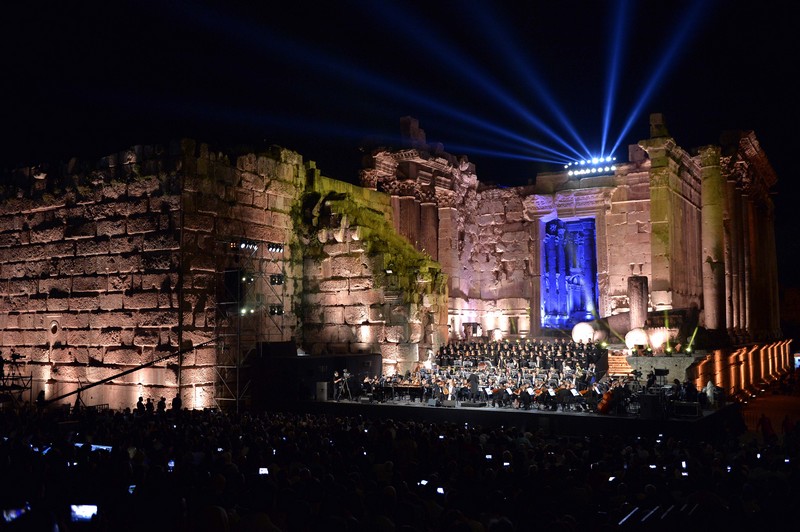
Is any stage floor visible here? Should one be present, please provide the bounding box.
[278,395,740,442]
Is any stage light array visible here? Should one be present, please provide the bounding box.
[564,156,617,177]
[230,239,259,252]
[267,242,284,253]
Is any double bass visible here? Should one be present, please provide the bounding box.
[596,382,620,414]
[596,390,613,414]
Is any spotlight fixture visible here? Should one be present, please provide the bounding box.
[230,239,259,252]
[267,242,284,253]
[239,306,256,315]
[241,273,255,283]
[269,305,284,316]
[269,274,284,285]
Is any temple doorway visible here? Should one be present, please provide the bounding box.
[540,218,599,330]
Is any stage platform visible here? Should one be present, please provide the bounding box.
[276,395,741,442]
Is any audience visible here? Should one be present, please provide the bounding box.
[0,368,797,531]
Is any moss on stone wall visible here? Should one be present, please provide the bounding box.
[292,187,447,305]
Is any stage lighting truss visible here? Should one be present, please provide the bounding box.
[267,242,284,253]
[564,156,617,177]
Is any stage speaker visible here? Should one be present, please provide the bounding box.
[442,400,456,408]
[359,396,371,404]
[427,399,439,407]
[639,394,663,419]
[464,401,486,408]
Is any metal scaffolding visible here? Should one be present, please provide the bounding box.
[213,238,287,412]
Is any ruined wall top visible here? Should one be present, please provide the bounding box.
[719,130,777,204]
[360,118,478,203]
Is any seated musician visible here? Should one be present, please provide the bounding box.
[568,381,589,412]
[515,381,533,410]
[583,381,603,412]
[500,382,516,408]
[488,380,505,408]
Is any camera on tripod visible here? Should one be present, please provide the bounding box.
[10,354,24,362]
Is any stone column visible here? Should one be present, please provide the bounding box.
[699,146,725,331]
[397,196,420,248]
[628,275,649,330]
[640,136,674,310]
[529,220,542,338]
[419,202,438,260]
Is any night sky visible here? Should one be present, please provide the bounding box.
[2,1,797,284]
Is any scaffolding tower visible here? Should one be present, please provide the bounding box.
[214,238,288,412]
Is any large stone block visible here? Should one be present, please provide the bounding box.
[30,225,66,244]
[344,305,368,325]
[348,277,374,291]
[319,279,348,292]
[384,324,408,343]
[103,346,142,365]
[330,255,368,278]
[317,324,356,343]
[323,306,344,324]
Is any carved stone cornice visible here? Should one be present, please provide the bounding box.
[435,189,458,208]
[395,180,417,197]
[360,168,380,189]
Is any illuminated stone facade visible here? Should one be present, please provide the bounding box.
[0,113,782,410]
[0,140,445,410]
[360,115,781,349]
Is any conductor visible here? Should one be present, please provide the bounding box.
[467,372,480,403]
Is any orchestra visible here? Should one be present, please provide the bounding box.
[338,338,651,415]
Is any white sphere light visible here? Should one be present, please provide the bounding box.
[572,322,595,344]
[625,328,649,350]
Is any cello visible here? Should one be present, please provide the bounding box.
[596,389,614,414]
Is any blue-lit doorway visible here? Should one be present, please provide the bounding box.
[540,218,599,330]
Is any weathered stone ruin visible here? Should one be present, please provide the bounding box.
[0,113,785,410]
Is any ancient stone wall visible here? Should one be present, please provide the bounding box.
[180,141,307,409]
[298,176,448,375]
[0,140,309,411]
[0,145,185,410]
[361,117,779,349]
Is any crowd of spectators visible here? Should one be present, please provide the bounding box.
[1,368,798,531]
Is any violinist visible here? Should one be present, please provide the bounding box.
[515,380,533,410]
[583,381,603,412]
